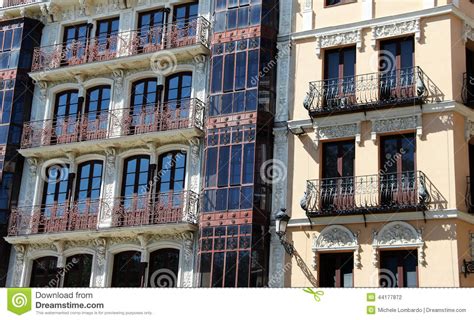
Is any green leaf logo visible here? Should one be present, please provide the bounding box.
[7,288,32,315]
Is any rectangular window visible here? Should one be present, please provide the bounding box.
[235,51,247,90]
[242,144,254,184]
[319,252,354,287]
[247,50,259,88]
[324,47,356,106]
[211,56,223,93]
[223,54,235,92]
[205,148,218,187]
[230,145,242,185]
[218,146,230,186]
[380,250,418,288]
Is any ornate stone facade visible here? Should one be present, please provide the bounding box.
[316,30,362,58]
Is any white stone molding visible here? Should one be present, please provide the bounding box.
[312,225,361,270]
[372,221,425,267]
[93,238,107,287]
[12,245,26,288]
[371,18,421,49]
[302,0,313,31]
[371,115,422,142]
[314,122,361,149]
[188,138,201,194]
[463,22,474,43]
[316,29,362,58]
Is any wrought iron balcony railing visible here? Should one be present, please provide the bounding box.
[31,17,210,72]
[111,191,199,228]
[303,66,443,116]
[303,171,435,216]
[8,191,199,236]
[462,72,474,107]
[466,176,473,213]
[8,199,101,236]
[21,98,205,148]
[1,0,38,8]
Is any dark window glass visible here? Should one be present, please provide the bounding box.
[235,51,247,90]
[63,24,89,63]
[129,79,161,132]
[157,151,186,193]
[319,252,353,288]
[205,148,218,187]
[75,161,103,202]
[240,186,253,209]
[96,17,120,53]
[224,251,237,287]
[322,140,355,178]
[215,12,226,32]
[211,56,223,93]
[237,251,250,287]
[223,54,235,92]
[148,249,180,287]
[212,252,225,287]
[216,188,227,211]
[227,9,238,30]
[249,5,261,25]
[138,9,166,48]
[63,254,93,287]
[218,146,230,186]
[42,164,70,215]
[242,144,254,184]
[230,145,242,185]
[53,90,80,141]
[247,50,259,88]
[238,7,249,28]
[121,155,151,198]
[380,250,418,288]
[200,253,212,287]
[30,256,59,287]
[111,251,142,287]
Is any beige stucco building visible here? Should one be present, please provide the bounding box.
[270,0,474,288]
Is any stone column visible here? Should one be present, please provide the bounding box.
[11,245,27,288]
[92,238,107,287]
[181,232,195,288]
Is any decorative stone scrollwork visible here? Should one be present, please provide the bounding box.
[371,115,422,142]
[13,245,26,287]
[105,148,116,177]
[372,221,425,267]
[463,22,474,43]
[112,69,124,91]
[316,30,362,58]
[371,18,421,48]
[312,225,361,270]
[314,123,361,149]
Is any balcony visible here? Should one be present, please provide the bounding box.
[462,73,474,107]
[8,199,100,236]
[111,191,198,228]
[467,176,473,213]
[303,171,441,217]
[1,0,40,8]
[20,98,205,154]
[30,17,211,81]
[304,66,443,117]
[8,191,198,237]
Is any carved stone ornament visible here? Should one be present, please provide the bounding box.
[105,148,116,177]
[372,221,425,267]
[314,122,361,149]
[316,29,362,58]
[371,115,422,142]
[372,19,421,48]
[463,22,474,43]
[312,225,361,270]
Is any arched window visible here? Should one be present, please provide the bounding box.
[157,151,186,208]
[30,256,59,287]
[42,164,70,216]
[74,161,103,216]
[53,90,80,144]
[165,72,192,103]
[148,248,179,287]
[138,9,167,50]
[128,78,161,134]
[111,251,143,287]
[63,254,93,287]
[83,86,111,139]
